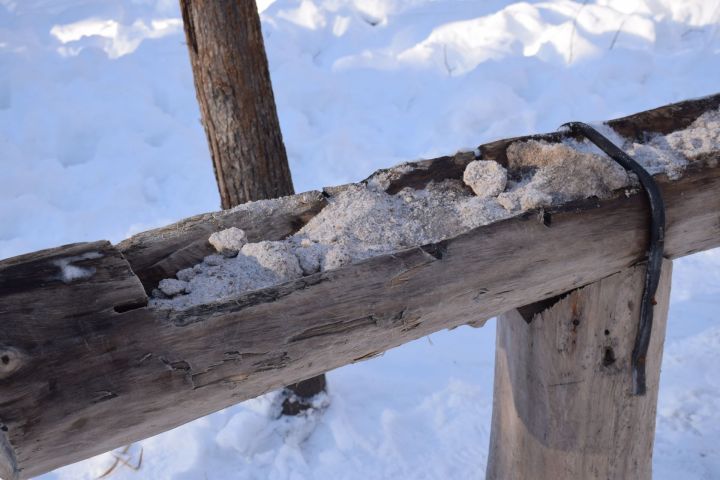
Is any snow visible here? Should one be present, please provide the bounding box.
[52,251,102,283]
[0,0,718,478]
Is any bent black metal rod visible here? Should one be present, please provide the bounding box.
[560,122,665,396]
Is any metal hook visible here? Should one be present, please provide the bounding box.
[560,122,665,395]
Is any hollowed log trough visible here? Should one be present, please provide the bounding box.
[2,94,720,479]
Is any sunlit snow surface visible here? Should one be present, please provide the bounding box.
[1,0,719,478]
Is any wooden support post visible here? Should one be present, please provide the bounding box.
[486,259,672,479]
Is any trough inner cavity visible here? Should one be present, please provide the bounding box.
[149,109,719,310]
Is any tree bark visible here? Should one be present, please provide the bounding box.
[179,0,325,414]
[486,260,673,479]
[180,0,294,207]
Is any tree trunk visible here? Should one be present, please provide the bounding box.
[179,0,325,414]
[486,259,672,479]
[180,0,294,207]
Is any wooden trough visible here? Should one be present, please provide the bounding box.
[1,94,720,479]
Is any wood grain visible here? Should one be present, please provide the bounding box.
[179,0,294,209]
[0,241,148,480]
[487,260,672,479]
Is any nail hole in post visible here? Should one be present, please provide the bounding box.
[602,347,616,367]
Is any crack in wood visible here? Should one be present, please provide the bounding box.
[158,356,192,373]
[548,379,585,388]
[420,242,448,260]
[289,316,376,343]
[252,352,289,372]
[353,351,384,363]
[190,352,270,389]
[0,427,19,480]
[113,299,148,314]
[135,353,153,366]
[517,291,575,324]
[290,309,410,343]
[90,391,118,404]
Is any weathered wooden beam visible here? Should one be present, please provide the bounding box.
[1,95,719,478]
[1,162,718,479]
[487,260,672,479]
[117,190,326,292]
[0,241,150,480]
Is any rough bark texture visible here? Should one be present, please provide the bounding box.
[180,0,294,208]
[180,0,326,410]
[486,260,672,480]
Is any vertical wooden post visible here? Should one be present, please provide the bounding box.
[486,259,672,479]
[180,0,294,207]
[179,0,326,413]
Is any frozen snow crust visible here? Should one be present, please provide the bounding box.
[150,108,718,310]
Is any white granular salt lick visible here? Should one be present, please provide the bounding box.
[625,108,720,179]
[241,241,303,281]
[150,111,718,311]
[209,227,247,256]
[291,179,511,267]
[158,278,188,296]
[496,140,630,211]
[321,244,352,271]
[150,177,512,310]
[150,241,304,309]
[463,160,507,198]
[665,108,720,157]
[290,239,325,275]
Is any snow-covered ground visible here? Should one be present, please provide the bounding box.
[1,0,719,478]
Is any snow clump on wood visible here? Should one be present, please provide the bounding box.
[52,251,103,284]
[158,278,188,296]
